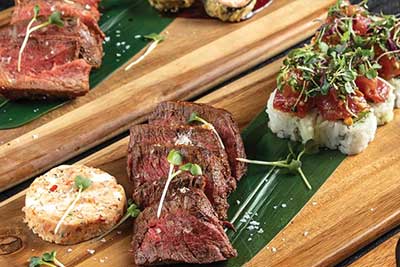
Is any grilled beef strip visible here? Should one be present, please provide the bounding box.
[149,101,247,181]
[127,144,235,219]
[132,188,237,265]
[128,124,231,178]
[0,36,90,99]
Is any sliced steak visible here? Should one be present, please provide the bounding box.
[12,0,104,38]
[149,101,247,181]
[0,35,90,99]
[132,173,206,208]
[128,124,230,174]
[127,144,235,219]
[0,19,103,68]
[132,188,237,265]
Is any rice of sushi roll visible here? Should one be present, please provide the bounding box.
[389,78,400,108]
[266,89,377,155]
[148,0,195,12]
[203,0,257,22]
[314,111,377,155]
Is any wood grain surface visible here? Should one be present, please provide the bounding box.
[1,55,400,267]
[0,0,336,192]
[349,233,400,267]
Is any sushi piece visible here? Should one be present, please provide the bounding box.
[148,0,195,12]
[203,0,257,22]
[355,76,395,125]
[378,55,400,108]
[266,89,316,143]
[314,111,377,155]
[320,1,400,109]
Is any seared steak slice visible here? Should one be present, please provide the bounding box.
[149,101,247,181]
[12,0,104,38]
[129,124,230,174]
[127,144,235,219]
[0,36,90,99]
[132,188,237,265]
[132,173,206,208]
[0,19,103,68]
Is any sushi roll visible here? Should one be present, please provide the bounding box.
[266,88,376,155]
[148,0,195,12]
[203,0,257,22]
[266,44,378,155]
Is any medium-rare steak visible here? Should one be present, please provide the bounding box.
[0,36,91,99]
[128,124,230,174]
[127,144,235,219]
[0,19,103,68]
[132,173,206,208]
[149,101,247,181]
[132,188,237,265]
[12,0,104,38]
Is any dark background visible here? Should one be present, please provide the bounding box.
[0,0,398,266]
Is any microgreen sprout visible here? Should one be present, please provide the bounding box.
[188,112,225,149]
[157,150,203,218]
[29,250,65,267]
[54,175,92,234]
[237,140,320,190]
[96,200,140,241]
[18,5,64,72]
[125,33,165,71]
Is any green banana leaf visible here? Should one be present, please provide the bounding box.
[0,0,173,129]
[224,111,346,266]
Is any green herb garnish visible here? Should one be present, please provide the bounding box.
[143,33,165,42]
[29,250,65,267]
[157,150,203,218]
[125,33,165,71]
[237,140,319,190]
[18,5,64,72]
[96,200,140,241]
[188,112,225,149]
[54,176,92,234]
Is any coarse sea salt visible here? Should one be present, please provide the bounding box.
[87,249,96,255]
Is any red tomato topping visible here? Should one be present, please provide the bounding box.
[273,85,314,118]
[378,55,400,80]
[355,76,389,103]
[316,89,369,121]
[352,14,371,36]
[49,184,58,192]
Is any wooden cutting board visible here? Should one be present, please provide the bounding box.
[0,0,337,192]
[349,233,400,267]
[1,57,400,267]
